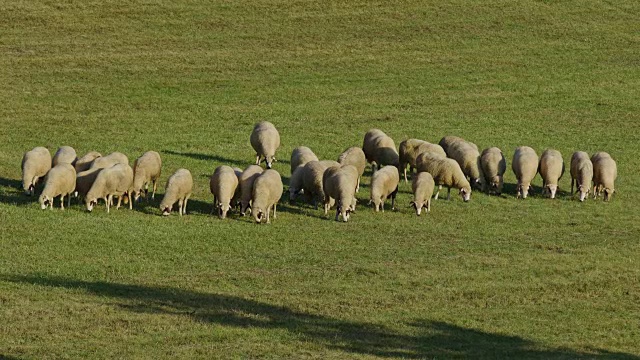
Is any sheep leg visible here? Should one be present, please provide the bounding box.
[273,203,277,219]
[571,178,575,194]
[434,185,441,200]
[381,197,386,213]
[116,195,122,209]
[403,166,408,183]
[106,195,112,213]
[152,180,157,200]
[67,193,72,208]
[427,199,431,212]
[447,187,451,200]
[178,199,184,216]
[183,195,190,215]
[391,195,396,211]
[266,205,271,224]
[129,192,133,209]
[59,195,64,210]
[255,155,261,165]
[335,205,340,221]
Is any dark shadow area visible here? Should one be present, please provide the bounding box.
[4,275,637,359]
[0,177,36,206]
[162,150,246,167]
[0,355,23,360]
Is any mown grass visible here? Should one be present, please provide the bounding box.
[1,0,639,358]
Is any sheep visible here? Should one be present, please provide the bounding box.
[251,169,283,224]
[337,146,366,191]
[288,165,305,201]
[512,146,539,199]
[209,165,239,219]
[21,146,52,195]
[301,160,339,209]
[480,147,506,195]
[438,136,478,154]
[52,146,77,167]
[290,146,318,174]
[570,151,593,202]
[75,167,103,200]
[591,152,617,201]
[369,165,400,212]
[232,167,243,209]
[250,121,280,169]
[444,139,482,189]
[74,151,102,173]
[132,151,162,201]
[362,129,399,172]
[238,165,263,216]
[322,165,359,222]
[538,149,565,199]
[90,152,129,170]
[159,169,193,216]
[411,172,435,216]
[38,163,76,210]
[85,163,134,213]
[398,139,446,183]
[416,152,471,201]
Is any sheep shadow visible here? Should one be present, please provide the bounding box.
[0,177,37,207]
[3,274,638,360]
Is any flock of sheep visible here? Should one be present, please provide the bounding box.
[19,121,618,223]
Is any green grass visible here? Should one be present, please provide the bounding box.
[1,0,640,358]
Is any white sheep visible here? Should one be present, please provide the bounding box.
[444,139,482,189]
[416,153,471,201]
[480,147,506,195]
[85,163,134,213]
[570,151,593,202]
[362,129,399,172]
[210,165,239,219]
[369,165,400,212]
[250,121,280,169]
[132,151,162,201]
[438,136,478,154]
[290,146,318,174]
[591,152,617,201]
[399,139,446,183]
[238,165,264,216]
[301,160,339,209]
[21,146,52,195]
[322,165,359,222]
[52,146,77,167]
[251,169,283,224]
[512,146,539,199]
[90,152,129,170]
[74,151,102,173]
[411,172,435,216]
[538,149,565,199]
[38,163,76,210]
[160,169,193,216]
[338,146,367,192]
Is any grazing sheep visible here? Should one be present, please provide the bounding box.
[52,146,77,167]
[75,167,103,200]
[445,139,482,189]
[159,169,193,216]
[480,147,506,195]
[85,163,134,213]
[238,165,264,216]
[322,165,359,222]
[90,152,129,170]
[288,165,305,201]
[411,172,435,216]
[290,146,318,174]
[399,139,446,183]
[74,151,102,173]
[21,146,52,195]
[362,129,399,171]
[591,152,617,201]
[512,146,539,199]
[570,151,593,202]
[250,121,280,169]
[209,165,239,219]
[337,146,366,191]
[302,160,337,210]
[132,151,162,201]
[251,169,283,224]
[438,136,478,154]
[538,149,565,199]
[38,163,76,210]
[369,165,400,212]
[416,153,471,201]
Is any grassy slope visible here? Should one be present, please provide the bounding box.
[1,0,639,358]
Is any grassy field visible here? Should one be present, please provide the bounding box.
[1,0,640,358]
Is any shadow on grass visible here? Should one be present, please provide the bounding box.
[162,150,247,167]
[4,274,637,359]
[0,177,36,206]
